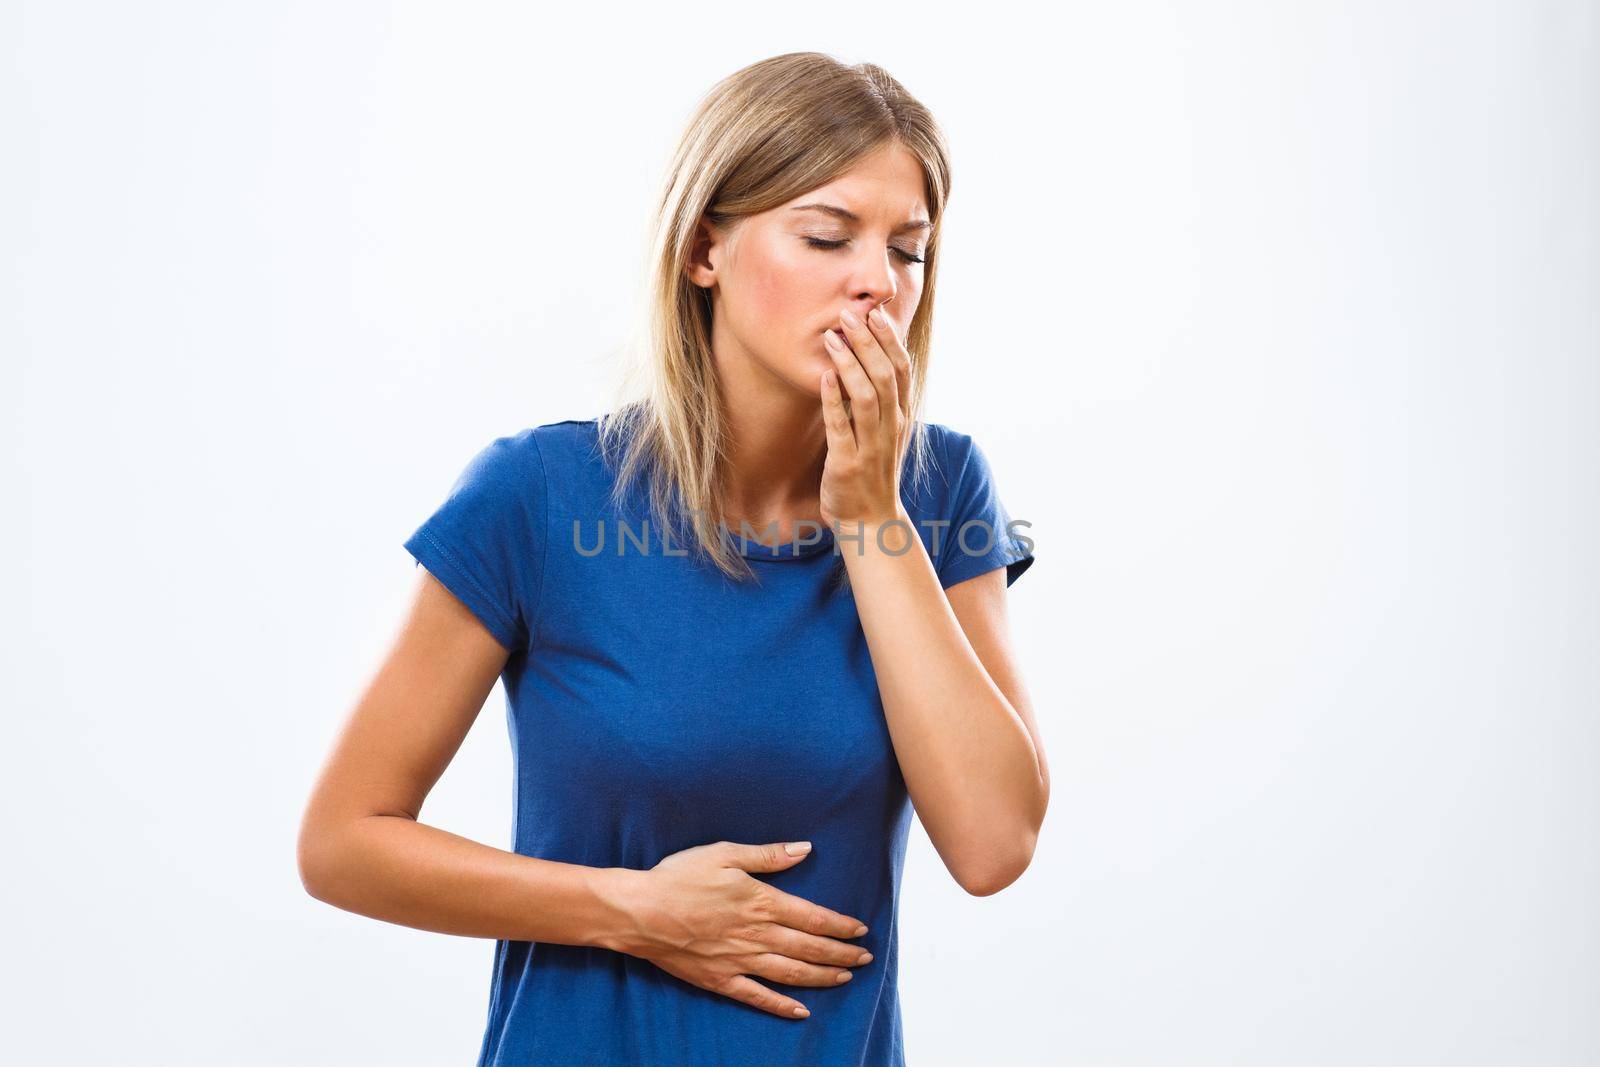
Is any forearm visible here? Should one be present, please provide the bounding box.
[299,814,642,949]
[838,510,1046,880]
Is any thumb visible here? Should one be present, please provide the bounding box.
[720,840,812,872]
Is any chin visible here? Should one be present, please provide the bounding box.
[748,341,835,397]
[802,348,837,385]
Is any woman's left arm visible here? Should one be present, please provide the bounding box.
[820,306,1049,898]
[841,515,1048,898]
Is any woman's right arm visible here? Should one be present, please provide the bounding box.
[295,568,636,947]
[296,568,873,1020]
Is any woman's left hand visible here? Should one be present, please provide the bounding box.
[818,305,912,530]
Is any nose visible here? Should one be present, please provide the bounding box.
[847,251,898,317]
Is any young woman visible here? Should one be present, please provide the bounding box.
[298,51,1047,1067]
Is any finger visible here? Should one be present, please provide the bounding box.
[823,329,879,426]
[716,973,812,1020]
[766,885,870,940]
[866,305,913,430]
[762,924,877,969]
[717,840,814,873]
[820,367,858,457]
[745,951,857,988]
[838,310,897,429]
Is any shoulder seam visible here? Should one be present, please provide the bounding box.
[535,416,601,430]
[928,421,966,495]
[932,425,979,583]
[527,431,551,653]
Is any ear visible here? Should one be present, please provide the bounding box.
[683,214,721,290]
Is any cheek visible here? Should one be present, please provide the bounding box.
[902,277,925,313]
[739,243,823,329]
[894,279,925,329]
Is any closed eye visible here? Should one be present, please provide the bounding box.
[804,236,925,265]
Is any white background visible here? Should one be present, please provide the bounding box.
[5,2,1597,1064]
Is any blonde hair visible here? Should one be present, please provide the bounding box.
[597,51,952,585]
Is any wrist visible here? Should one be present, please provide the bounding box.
[587,866,652,956]
[834,504,917,559]
[858,501,910,529]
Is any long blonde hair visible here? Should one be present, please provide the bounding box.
[597,52,952,584]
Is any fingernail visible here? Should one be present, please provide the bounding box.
[793,1006,810,1017]
[869,306,885,325]
[785,841,812,856]
[835,971,853,983]
[824,330,843,349]
[857,952,874,964]
[841,308,860,328]
[853,924,868,936]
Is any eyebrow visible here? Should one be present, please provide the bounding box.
[790,202,932,234]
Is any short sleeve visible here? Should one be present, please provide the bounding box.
[932,429,1036,590]
[403,430,548,652]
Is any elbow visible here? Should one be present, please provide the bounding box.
[958,829,1040,898]
[959,858,1026,898]
[296,812,341,903]
[962,783,1048,897]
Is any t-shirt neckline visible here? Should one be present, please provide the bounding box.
[725,522,836,561]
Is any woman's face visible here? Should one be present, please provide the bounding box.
[689,142,931,398]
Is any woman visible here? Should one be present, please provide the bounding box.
[298,51,1047,1067]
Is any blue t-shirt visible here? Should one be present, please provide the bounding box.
[403,416,1034,1067]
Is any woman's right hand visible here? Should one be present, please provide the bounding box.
[600,840,874,1020]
